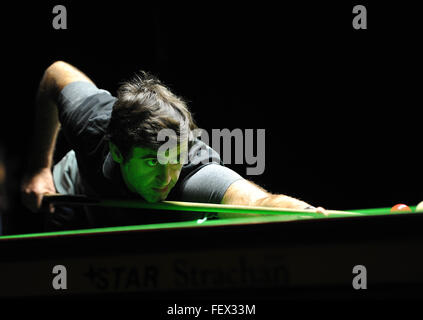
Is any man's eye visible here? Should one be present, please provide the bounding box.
[146,159,158,167]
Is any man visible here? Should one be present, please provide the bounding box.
[21,61,320,230]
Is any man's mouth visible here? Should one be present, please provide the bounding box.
[154,185,170,194]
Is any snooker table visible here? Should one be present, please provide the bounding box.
[0,203,422,301]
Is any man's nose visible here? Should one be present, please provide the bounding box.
[157,165,172,186]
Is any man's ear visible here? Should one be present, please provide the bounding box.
[109,142,124,164]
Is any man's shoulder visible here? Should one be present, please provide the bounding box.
[59,81,116,117]
[57,83,117,169]
[59,82,117,136]
[73,88,116,117]
[177,139,223,183]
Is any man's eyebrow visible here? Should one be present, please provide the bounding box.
[139,153,157,159]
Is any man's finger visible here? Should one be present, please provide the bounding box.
[35,193,44,212]
[316,206,328,216]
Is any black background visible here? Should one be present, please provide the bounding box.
[0,1,422,234]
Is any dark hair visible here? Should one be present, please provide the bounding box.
[106,71,197,161]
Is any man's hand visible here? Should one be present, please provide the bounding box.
[21,168,56,213]
[304,206,328,216]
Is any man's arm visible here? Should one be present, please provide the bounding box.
[21,61,94,212]
[219,179,316,218]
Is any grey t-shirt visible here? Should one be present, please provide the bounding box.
[52,81,242,228]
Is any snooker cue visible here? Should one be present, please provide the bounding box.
[42,194,361,217]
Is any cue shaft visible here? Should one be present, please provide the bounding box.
[42,194,361,217]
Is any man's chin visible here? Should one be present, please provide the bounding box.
[156,191,170,201]
[143,193,168,203]
[144,196,161,203]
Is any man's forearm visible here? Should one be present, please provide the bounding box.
[216,194,312,219]
[218,179,315,219]
[27,71,61,173]
[254,194,311,210]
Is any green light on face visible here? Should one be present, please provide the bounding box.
[145,158,159,167]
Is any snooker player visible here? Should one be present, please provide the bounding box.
[21,61,320,230]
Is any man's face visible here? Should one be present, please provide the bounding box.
[119,145,185,202]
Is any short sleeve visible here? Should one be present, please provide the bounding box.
[58,81,111,119]
[56,81,117,152]
[179,164,243,204]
